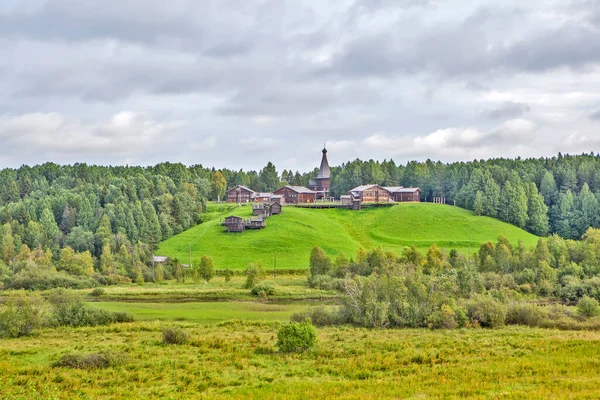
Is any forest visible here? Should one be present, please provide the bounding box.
[0,153,598,289]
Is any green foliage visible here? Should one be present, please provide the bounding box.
[224,268,233,283]
[291,306,346,326]
[199,255,214,284]
[47,289,133,327]
[162,326,188,345]
[251,281,276,296]
[0,291,45,338]
[506,303,546,327]
[465,296,507,328]
[577,296,600,318]
[277,319,317,353]
[90,288,106,297]
[8,267,98,290]
[243,262,266,289]
[53,350,127,369]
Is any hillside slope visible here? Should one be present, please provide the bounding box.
[157,203,539,270]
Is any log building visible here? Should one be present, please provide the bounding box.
[309,146,331,199]
[273,185,316,204]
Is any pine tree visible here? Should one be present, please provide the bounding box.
[0,223,15,265]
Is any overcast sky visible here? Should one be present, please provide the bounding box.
[1,0,599,172]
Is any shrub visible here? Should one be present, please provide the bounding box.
[53,350,127,369]
[90,288,106,297]
[162,326,188,345]
[577,296,600,318]
[47,289,133,327]
[465,296,507,328]
[427,304,467,329]
[0,291,46,338]
[251,281,276,296]
[277,319,317,353]
[8,268,98,290]
[243,263,266,289]
[506,302,546,327]
[291,306,345,326]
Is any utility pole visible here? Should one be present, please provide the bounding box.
[188,242,192,269]
[152,254,155,283]
[274,251,277,279]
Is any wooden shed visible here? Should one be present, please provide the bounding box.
[269,201,282,215]
[384,186,421,202]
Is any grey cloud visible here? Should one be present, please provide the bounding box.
[590,109,600,120]
[484,102,531,120]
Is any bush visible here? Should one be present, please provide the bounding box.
[427,304,468,329]
[577,296,600,318]
[465,296,507,328]
[243,263,266,289]
[162,326,188,345]
[251,281,276,296]
[506,302,546,327]
[53,350,127,369]
[90,288,106,297]
[291,306,346,326]
[47,289,133,327]
[277,319,317,353]
[0,291,46,338]
[8,268,98,290]
[92,273,132,286]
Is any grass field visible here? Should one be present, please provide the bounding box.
[77,276,337,302]
[2,322,600,399]
[157,203,539,270]
[93,301,310,324]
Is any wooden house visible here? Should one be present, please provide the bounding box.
[273,186,316,204]
[226,185,256,203]
[255,192,273,202]
[348,184,391,203]
[384,187,421,202]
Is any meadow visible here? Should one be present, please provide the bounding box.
[158,203,539,270]
[2,320,600,399]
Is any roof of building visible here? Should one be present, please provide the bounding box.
[397,187,420,193]
[316,146,331,179]
[153,256,168,263]
[276,185,316,194]
[349,184,387,193]
[255,192,273,198]
[383,186,403,192]
[226,185,255,194]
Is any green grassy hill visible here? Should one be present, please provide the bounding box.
[157,203,539,270]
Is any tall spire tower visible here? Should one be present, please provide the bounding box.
[309,145,331,198]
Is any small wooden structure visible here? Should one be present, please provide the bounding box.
[252,203,267,216]
[221,216,245,232]
[341,195,352,208]
[246,217,266,229]
[269,201,282,215]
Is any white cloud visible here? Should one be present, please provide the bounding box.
[0,111,183,160]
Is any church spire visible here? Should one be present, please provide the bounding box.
[316,145,330,179]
